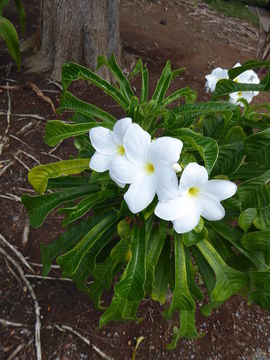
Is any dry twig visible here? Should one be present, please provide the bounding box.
[0,318,27,328]
[7,341,33,360]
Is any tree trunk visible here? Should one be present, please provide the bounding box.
[34,0,120,80]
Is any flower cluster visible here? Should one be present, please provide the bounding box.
[89,118,237,233]
[205,62,260,106]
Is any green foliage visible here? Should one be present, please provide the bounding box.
[0,0,25,69]
[22,57,270,349]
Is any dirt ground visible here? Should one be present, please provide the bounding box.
[1,0,270,359]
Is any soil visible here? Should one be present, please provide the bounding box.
[1,1,270,359]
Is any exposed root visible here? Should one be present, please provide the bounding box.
[0,246,42,360]
[0,232,34,273]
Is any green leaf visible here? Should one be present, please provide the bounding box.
[222,126,247,144]
[99,295,141,327]
[0,0,10,14]
[228,60,270,79]
[14,0,25,34]
[166,309,198,349]
[248,270,270,310]
[57,210,118,275]
[40,214,105,276]
[166,234,195,318]
[197,239,248,303]
[182,227,208,247]
[59,91,116,124]
[145,221,168,295]
[152,61,172,102]
[60,189,116,226]
[28,158,91,194]
[237,170,270,209]
[254,205,270,231]
[245,129,270,166]
[22,186,96,227]
[173,128,219,174]
[0,16,20,69]
[61,62,128,110]
[242,231,270,251]
[114,219,146,302]
[160,87,197,108]
[211,142,244,176]
[151,237,171,304]
[47,175,90,189]
[209,220,267,270]
[45,120,112,146]
[129,58,148,103]
[238,208,257,232]
[213,80,266,100]
[98,54,134,102]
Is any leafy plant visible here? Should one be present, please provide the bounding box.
[22,56,270,349]
[0,0,25,69]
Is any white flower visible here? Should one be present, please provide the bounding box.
[155,162,237,234]
[205,67,229,93]
[229,62,260,107]
[109,123,183,213]
[89,117,132,187]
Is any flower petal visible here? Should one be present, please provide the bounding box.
[155,196,188,221]
[179,163,208,194]
[147,137,183,165]
[124,123,151,166]
[109,172,126,188]
[90,152,113,172]
[124,175,156,213]
[109,155,144,184]
[201,180,237,201]
[198,193,225,221]
[172,198,201,233]
[112,117,132,144]
[205,67,228,92]
[155,164,179,201]
[89,127,116,155]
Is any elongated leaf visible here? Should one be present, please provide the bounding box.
[57,210,118,275]
[248,270,270,310]
[238,208,257,233]
[0,16,20,69]
[197,239,248,303]
[228,60,270,79]
[152,61,172,102]
[114,219,146,301]
[28,158,91,194]
[99,294,141,327]
[161,87,197,108]
[0,0,9,14]
[45,120,112,146]
[229,163,266,180]
[40,214,105,275]
[151,237,171,304]
[254,205,270,231]
[47,176,90,189]
[212,142,244,176]
[60,189,116,226]
[98,54,134,102]
[245,129,270,166]
[14,0,25,34]
[22,186,96,227]
[209,220,267,270]
[173,128,219,173]
[61,62,128,109]
[166,234,195,318]
[129,58,148,103]
[167,310,198,350]
[213,80,266,100]
[145,221,167,294]
[59,91,116,123]
[237,170,270,209]
[242,231,270,251]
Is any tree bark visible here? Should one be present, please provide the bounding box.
[34,0,120,80]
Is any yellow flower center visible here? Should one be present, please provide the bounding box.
[237,91,242,97]
[235,79,239,83]
[188,186,200,197]
[145,162,155,174]
[117,145,125,156]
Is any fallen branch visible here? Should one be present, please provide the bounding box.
[0,246,41,360]
[27,82,56,113]
[25,274,73,282]
[13,154,30,171]
[0,193,21,202]
[0,232,34,273]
